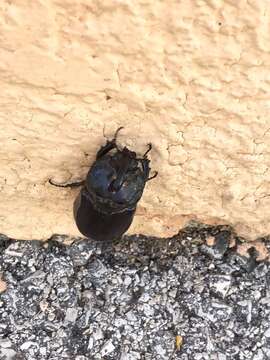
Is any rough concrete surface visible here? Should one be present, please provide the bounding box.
[0,226,270,359]
[1,0,270,240]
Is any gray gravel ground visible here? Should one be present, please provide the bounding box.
[0,224,270,360]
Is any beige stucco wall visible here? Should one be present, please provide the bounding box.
[1,0,270,240]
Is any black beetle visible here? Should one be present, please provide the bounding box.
[49,127,157,241]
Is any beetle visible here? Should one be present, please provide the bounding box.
[49,127,157,241]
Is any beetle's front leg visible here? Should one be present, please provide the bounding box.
[140,144,158,181]
[96,141,117,160]
[147,171,158,181]
[140,158,151,181]
[143,143,152,158]
[96,126,124,159]
[140,159,158,182]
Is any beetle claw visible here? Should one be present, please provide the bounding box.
[147,171,158,181]
[143,143,152,158]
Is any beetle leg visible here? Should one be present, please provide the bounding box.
[96,126,124,159]
[49,179,85,188]
[140,152,158,182]
[96,141,117,159]
[136,143,152,161]
[113,126,124,140]
[143,143,152,158]
[147,171,158,181]
[140,158,151,181]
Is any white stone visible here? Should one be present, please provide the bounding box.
[100,340,115,356]
[64,307,78,323]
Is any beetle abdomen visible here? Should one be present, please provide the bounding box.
[73,188,136,242]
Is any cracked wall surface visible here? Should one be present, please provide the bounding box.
[1,0,270,240]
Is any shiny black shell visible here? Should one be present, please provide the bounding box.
[73,133,155,241]
[74,188,135,242]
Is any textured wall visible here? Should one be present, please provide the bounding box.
[1,0,270,240]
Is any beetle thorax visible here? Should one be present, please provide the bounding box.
[85,149,146,214]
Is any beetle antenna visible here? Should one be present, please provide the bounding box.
[147,171,158,181]
[143,143,152,158]
[49,179,85,188]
